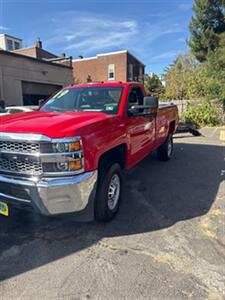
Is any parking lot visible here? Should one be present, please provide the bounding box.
[0,127,224,300]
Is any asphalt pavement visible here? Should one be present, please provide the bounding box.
[0,127,224,300]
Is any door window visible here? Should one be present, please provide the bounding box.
[128,87,144,111]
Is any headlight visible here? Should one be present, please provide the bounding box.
[57,162,69,171]
[42,137,84,175]
[56,158,82,172]
[56,160,82,171]
[54,143,68,153]
[53,140,81,153]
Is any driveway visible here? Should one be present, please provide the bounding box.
[0,127,224,300]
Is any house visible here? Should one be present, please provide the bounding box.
[0,34,23,51]
[73,50,145,83]
[13,38,72,67]
[0,37,73,106]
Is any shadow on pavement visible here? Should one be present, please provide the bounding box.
[0,142,224,280]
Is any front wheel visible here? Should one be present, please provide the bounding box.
[95,162,123,222]
[157,133,173,161]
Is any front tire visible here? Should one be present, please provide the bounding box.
[157,133,173,161]
[95,162,123,222]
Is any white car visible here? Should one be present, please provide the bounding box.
[0,106,38,116]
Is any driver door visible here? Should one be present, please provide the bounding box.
[125,86,155,167]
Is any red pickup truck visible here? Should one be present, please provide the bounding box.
[0,82,178,221]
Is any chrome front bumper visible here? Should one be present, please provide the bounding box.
[0,171,98,216]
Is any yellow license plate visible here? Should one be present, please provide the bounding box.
[0,202,9,216]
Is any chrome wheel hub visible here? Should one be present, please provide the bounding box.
[107,174,120,211]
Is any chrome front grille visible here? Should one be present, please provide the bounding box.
[0,139,41,176]
[0,158,42,175]
[0,141,40,153]
[0,134,84,177]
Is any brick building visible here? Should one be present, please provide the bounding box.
[13,38,72,67]
[73,50,145,83]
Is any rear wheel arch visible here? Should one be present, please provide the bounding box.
[157,133,173,161]
[169,120,176,134]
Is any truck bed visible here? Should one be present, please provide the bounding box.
[159,102,176,110]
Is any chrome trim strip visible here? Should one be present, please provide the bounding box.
[43,169,84,177]
[0,192,30,203]
[0,132,49,142]
[0,168,42,177]
[37,171,96,187]
[41,151,83,163]
[41,156,81,164]
[0,175,37,186]
[50,136,82,143]
[0,132,81,143]
[0,171,96,187]
[0,150,83,162]
[0,168,84,177]
[0,150,40,157]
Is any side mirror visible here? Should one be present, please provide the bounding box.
[128,105,139,115]
[128,96,159,117]
[144,96,159,109]
[39,99,46,108]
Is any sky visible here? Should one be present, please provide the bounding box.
[0,0,194,75]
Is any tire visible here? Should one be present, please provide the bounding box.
[95,161,123,222]
[157,133,173,161]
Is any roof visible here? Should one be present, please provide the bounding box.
[0,49,72,69]
[14,46,58,59]
[65,81,143,89]
[73,50,145,66]
[0,34,22,41]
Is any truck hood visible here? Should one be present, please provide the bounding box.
[0,111,114,138]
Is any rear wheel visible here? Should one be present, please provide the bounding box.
[157,133,173,161]
[95,161,123,222]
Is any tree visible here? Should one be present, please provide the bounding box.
[188,0,225,62]
[163,53,200,99]
[208,32,225,71]
[144,73,165,97]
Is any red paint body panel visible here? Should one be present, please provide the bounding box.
[0,82,178,171]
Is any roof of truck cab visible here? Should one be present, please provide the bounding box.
[65,82,142,89]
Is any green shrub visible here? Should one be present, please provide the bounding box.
[182,100,220,127]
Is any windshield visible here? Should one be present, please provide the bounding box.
[41,87,123,115]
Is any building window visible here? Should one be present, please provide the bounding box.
[6,39,13,51]
[128,64,133,81]
[139,66,143,82]
[108,64,115,80]
[14,41,20,50]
